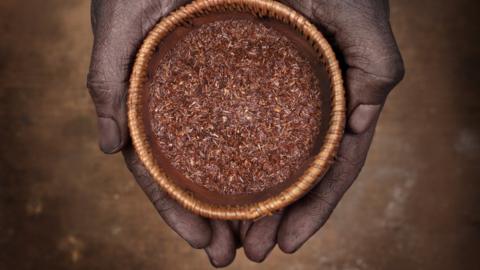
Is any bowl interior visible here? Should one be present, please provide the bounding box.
[140,12,332,206]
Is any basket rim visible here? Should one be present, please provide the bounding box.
[127,0,346,220]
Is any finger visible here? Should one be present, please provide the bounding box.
[282,0,405,133]
[240,220,253,243]
[243,213,283,262]
[278,118,378,253]
[205,220,237,268]
[122,144,211,248]
[228,221,243,248]
[87,0,188,153]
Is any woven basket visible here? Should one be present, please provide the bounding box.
[128,0,345,220]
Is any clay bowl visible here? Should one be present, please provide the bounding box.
[128,0,345,220]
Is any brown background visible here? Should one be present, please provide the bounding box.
[1,0,479,269]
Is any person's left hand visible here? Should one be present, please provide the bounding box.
[241,0,405,262]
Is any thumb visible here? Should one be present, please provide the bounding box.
[344,37,405,134]
[86,0,190,153]
[86,1,141,154]
[86,1,158,154]
[323,4,405,134]
[86,77,128,154]
[282,0,405,133]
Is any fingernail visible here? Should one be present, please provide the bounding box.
[348,104,381,134]
[98,117,121,153]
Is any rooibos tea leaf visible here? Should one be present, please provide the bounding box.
[148,19,322,195]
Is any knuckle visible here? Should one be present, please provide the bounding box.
[349,48,405,102]
[305,191,336,216]
[85,75,127,114]
[124,152,175,214]
[86,78,110,102]
[86,75,125,94]
[124,150,145,175]
[154,194,175,214]
[351,32,405,93]
[368,50,405,90]
[130,173,172,211]
[146,182,176,214]
[379,57,405,86]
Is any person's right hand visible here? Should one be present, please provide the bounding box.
[86,1,239,267]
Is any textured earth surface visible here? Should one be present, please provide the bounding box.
[1,0,479,269]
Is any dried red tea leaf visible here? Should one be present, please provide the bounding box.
[148,19,322,195]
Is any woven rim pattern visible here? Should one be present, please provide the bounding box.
[128,0,346,220]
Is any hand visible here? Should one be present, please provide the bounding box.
[86,1,238,267]
[242,0,405,262]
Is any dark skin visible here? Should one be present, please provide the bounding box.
[87,0,404,267]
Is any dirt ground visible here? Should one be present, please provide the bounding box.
[1,0,479,269]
